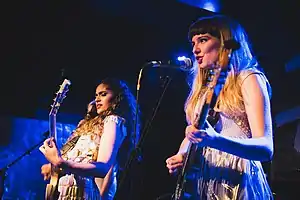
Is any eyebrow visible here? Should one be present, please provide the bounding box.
[193,34,211,40]
[192,35,212,45]
[95,90,107,95]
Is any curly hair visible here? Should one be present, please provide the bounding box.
[70,78,140,168]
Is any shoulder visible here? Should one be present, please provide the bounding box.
[103,115,126,126]
[239,68,272,98]
[239,68,263,81]
[102,115,127,138]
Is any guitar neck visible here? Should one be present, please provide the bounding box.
[49,114,57,140]
[43,79,71,200]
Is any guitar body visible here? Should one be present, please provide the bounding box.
[45,172,59,200]
[43,79,71,200]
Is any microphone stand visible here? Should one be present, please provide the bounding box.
[0,131,49,199]
[114,64,174,200]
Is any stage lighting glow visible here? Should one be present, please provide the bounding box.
[177,0,220,12]
[203,2,216,12]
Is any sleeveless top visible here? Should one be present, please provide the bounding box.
[193,70,273,199]
[57,115,127,200]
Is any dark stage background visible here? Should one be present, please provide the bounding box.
[1,0,300,199]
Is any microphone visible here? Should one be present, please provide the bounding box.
[149,57,193,71]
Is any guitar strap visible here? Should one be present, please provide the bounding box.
[60,135,80,157]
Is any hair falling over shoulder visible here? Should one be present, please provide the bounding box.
[67,78,141,167]
[185,15,267,124]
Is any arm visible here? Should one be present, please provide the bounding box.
[209,73,273,161]
[166,137,189,173]
[177,137,190,155]
[57,116,124,178]
[99,166,113,195]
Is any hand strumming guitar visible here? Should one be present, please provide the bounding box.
[166,154,184,174]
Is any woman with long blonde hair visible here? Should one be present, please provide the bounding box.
[166,15,273,199]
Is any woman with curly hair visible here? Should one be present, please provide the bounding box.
[40,78,140,200]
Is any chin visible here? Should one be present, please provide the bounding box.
[96,109,103,114]
[198,64,209,69]
[198,63,215,70]
[97,109,108,115]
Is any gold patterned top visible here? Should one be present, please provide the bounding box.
[57,115,127,200]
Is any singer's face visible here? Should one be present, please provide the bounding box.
[95,84,115,114]
[191,33,221,69]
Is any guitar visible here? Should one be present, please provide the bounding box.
[44,79,71,200]
[172,48,232,200]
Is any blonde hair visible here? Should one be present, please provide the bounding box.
[73,116,104,137]
[185,15,262,124]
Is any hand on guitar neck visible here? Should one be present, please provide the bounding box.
[40,137,63,167]
[40,136,65,200]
